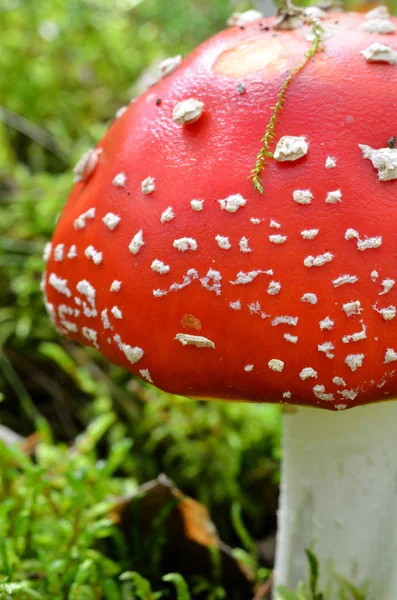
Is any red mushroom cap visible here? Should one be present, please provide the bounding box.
[44,9,397,410]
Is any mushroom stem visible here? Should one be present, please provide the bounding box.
[274,402,397,599]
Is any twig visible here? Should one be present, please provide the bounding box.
[253,573,274,600]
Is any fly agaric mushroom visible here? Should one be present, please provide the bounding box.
[43,6,397,598]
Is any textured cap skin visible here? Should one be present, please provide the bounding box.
[44,11,397,410]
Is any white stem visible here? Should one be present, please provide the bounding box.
[274,403,397,600]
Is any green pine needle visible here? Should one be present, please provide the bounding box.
[250,19,325,194]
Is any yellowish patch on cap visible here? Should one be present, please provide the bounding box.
[214,38,286,78]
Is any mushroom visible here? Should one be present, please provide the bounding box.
[43,7,397,598]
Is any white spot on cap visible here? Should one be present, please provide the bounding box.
[269,234,287,244]
[175,333,215,348]
[342,323,367,343]
[103,213,120,230]
[270,219,281,229]
[267,281,281,295]
[239,237,252,253]
[380,278,395,295]
[250,218,261,225]
[67,245,77,259]
[365,5,390,19]
[122,344,144,364]
[301,293,317,305]
[74,208,96,230]
[73,148,101,183]
[283,391,292,399]
[54,244,64,262]
[173,237,197,252]
[101,309,111,330]
[129,230,144,255]
[216,235,231,250]
[361,42,397,64]
[345,353,365,371]
[339,390,358,401]
[244,364,254,372]
[160,207,174,223]
[385,348,397,363]
[248,301,268,319]
[110,280,121,292]
[112,172,126,187]
[325,189,342,204]
[219,194,247,213]
[139,368,153,383]
[115,106,127,119]
[359,144,397,181]
[313,385,334,401]
[325,156,337,168]
[84,245,103,265]
[357,237,382,251]
[345,228,359,241]
[318,342,334,358]
[371,270,379,282]
[293,189,312,205]
[301,229,319,239]
[333,376,346,386]
[272,315,298,326]
[172,98,204,125]
[274,136,309,162]
[227,9,263,26]
[374,304,396,320]
[141,176,155,194]
[111,306,123,319]
[230,270,271,285]
[76,279,96,304]
[43,242,52,261]
[158,55,182,77]
[300,367,317,380]
[268,359,284,372]
[284,333,298,344]
[49,273,72,297]
[151,259,170,274]
[360,18,396,34]
[230,300,241,310]
[342,300,362,316]
[82,327,99,348]
[304,252,333,268]
[319,316,334,330]
[191,199,204,211]
[333,274,358,287]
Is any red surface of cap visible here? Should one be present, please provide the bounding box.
[44,10,397,410]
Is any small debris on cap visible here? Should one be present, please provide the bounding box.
[175,333,215,349]
[300,367,318,380]
[227,10,263,27]
[73,148,102,183]
[268,359,284,372]
[172,98,204,125]
[112,172,127,187]
[158,55,182,78]
[141,176,156,194]
[237,83,246,94]
[191,199,204,211]
[360,18,396,34]
[325,156,337,168]
[274,136,309,162]
[359,144,397,181]
[361,42,397,64]
[293,189,312,205]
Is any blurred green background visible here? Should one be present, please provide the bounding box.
[0,1,396,598]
